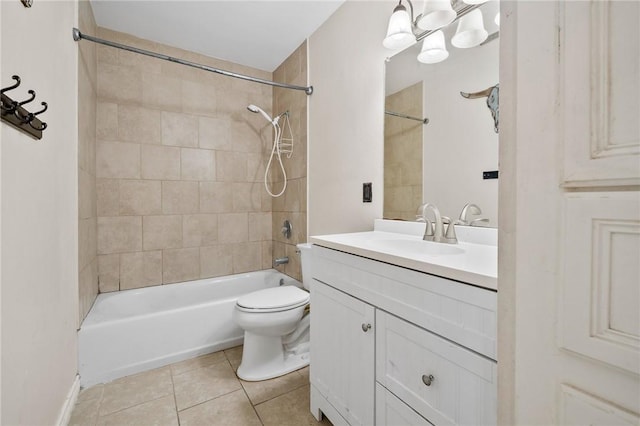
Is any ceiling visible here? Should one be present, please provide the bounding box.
[89,1,345,72]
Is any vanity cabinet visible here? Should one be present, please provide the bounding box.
[309,244,497,426]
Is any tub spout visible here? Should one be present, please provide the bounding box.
[274,257,289,266]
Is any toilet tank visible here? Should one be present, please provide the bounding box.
[296,243,313,290]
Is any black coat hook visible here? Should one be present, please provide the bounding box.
[29,120,47,131]
[17,90,36,108]
[1,75,21,96]
[1,74,48,139]
[15,90,36,122]
[1,75,21,112]
[32,101,47,117]
[24,102,47,125]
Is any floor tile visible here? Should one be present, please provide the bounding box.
[255,384,332,426]
[71,345,320,426]
[170,351,227,376]
[69,397,101,426]
[223,345,243,372]
[99,367,173,416]
[241,370,308,405]
[77,384,104,403]
[96,395,178,426]
[179,389,261,426]
[173,361,242,411]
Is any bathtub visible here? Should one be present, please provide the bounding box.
[79,269,300,387]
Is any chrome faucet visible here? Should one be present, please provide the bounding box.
[418,203,458,244]
[456,203,489,226]
[418,203,443,242]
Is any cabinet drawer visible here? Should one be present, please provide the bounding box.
[376,383,432,426]
[376,311,497,426]
[312,245,496,360]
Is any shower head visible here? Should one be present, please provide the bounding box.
[247,104,274,124]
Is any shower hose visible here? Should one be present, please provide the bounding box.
[264,120,287,198]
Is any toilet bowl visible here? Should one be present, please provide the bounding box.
[233,243,313,381]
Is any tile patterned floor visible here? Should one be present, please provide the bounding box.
[69,346,332,426]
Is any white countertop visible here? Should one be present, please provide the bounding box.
[310,220,497,291]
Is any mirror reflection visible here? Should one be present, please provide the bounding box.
[383,1,499,227]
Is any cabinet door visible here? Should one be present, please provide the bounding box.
[310,279,375,426]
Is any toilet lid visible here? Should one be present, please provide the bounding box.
[237,286,310,310]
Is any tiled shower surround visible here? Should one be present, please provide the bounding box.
[384,82,423,221]
[93,28,307,292]
[272,43,308,282]
[78,0,98,322]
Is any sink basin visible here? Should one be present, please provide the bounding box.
[368,239,465,257]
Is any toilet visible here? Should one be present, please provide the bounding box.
[233,243,312,381]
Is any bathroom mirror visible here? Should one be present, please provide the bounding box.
[384,1,499,226]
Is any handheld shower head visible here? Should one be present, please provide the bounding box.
[247,104,274,124]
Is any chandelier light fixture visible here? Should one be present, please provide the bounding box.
[383,0,496,64]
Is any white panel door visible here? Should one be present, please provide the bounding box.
[500,1,640,424]
[558,3,640,421]
[562,1,640,186]
[310,279,375,426]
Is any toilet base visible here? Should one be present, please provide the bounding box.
[237,331,310,381]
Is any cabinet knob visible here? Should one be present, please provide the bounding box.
[361,323,371,332]
[422,374,435,386]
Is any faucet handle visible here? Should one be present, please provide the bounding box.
[442,216,458,244]
[459,203,482,225]
[470,217,490,226]
[422,219,435,241]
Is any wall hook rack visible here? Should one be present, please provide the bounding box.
[1,75,48,140]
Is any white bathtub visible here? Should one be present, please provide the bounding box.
[79,269,300,387]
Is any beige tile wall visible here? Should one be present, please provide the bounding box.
[78,0,98,322]
[272,42,308,282]
[96,28,274,290]
[384,82,423,221]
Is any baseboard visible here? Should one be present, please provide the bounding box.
[56,374,80,426]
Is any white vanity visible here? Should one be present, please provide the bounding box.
[308,220,498,426]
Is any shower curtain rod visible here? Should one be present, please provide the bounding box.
[72,28,314,95]
[385,110,429,125]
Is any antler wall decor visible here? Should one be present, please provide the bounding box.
[461,84,499,133]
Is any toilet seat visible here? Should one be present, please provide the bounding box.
[236,286,310,313]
